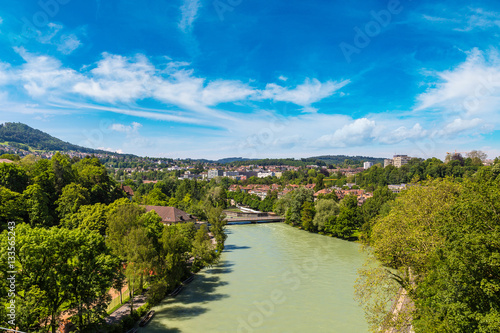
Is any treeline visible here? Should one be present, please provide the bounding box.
[226,155,384,168]
[355,164,500,332]
[357,157,494,190]
[272,186,395,239]
[226,189,278,212]
[0,154,226,332]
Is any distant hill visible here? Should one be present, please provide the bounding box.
[310,155,386,165]
[0,122,108,154]
[216,157,254,164]
[224,155,386,167]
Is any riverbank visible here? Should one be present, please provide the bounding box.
[385,288,415,333]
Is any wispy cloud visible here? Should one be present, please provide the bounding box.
[457,8,500,32]
[29,23,83,55]
[179,0,202,33]
[420,7,500,32]
[415,48,500,118]
[259,78,350,112]
[437,118,484,137]
[0,49,348,136]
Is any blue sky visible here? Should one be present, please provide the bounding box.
[0,0,499,159]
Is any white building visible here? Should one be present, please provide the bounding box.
[257,171,275,178]
[363,161,373,169]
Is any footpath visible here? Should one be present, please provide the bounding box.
[105,293,148,325]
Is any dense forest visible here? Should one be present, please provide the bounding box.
[0,154,226,333]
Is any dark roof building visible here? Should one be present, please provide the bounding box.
[143,205,197,225]
[121,185,134,198]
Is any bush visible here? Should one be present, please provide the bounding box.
[121,315,135,330]
[146,280,169,306]
[136,303,151,317]
[106,323,123,333]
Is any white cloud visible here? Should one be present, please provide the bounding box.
[416,49,500,118]
[179,0,201,33]
[420,8,500,32]
[74,53,155,103]
[32,23,83,55]
[379,123,427,144]
[110,122,142,135]
[57,34,82,54]
[317,118,377,148]
[437,118,484,137]
[278,75,288,82]
[457,8,500,32]
[259,78,350,111]
[70,53,344,118]
[98,147,124,154]
[13,47,81,97]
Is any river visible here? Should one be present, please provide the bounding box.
[141,223,369,333]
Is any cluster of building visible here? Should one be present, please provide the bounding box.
[384,155,413,168]
[228,183,374,205]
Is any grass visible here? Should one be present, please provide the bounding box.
[107,294,132,315]
[107,287,131,314]
[224,208,242,212]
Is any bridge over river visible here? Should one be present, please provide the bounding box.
[225,215,285,225]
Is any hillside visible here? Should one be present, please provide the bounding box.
[225,155,386,167]
[0,122,106,154]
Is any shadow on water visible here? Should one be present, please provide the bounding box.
[140,324,182,333]
[205,260,235,274]
[223,244,251,252]
[147,267,231,331]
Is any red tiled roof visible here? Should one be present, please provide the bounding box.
[143,205,196,224]
[121,185,134,196]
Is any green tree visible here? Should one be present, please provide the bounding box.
[313,199,339,232]
[0,162,29,193]
[143,188,169,205]
[331,195,360,239]
[158,224,193,288]
[106,204,156,314]
[191,224,217,270]
[51,152,75,195]
[0,186,24,230]
[55,183,90,221]
[206,204,227,252]
[62,203,109,235]
[301,201,316,231]
[0,224,118,333]
[23,184,54,228]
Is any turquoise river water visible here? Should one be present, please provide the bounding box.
[141,223,369,333]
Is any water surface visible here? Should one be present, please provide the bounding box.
[142,223,369,332]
